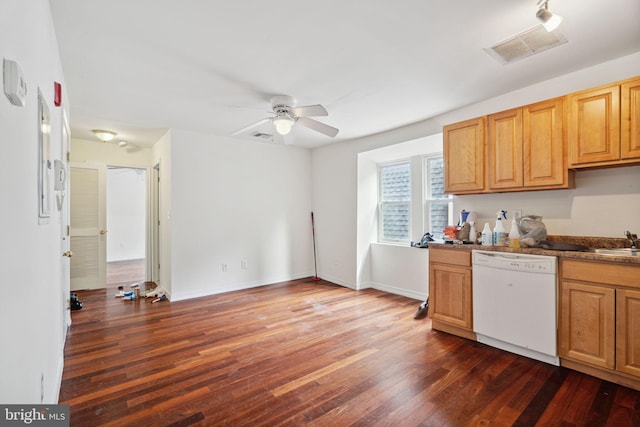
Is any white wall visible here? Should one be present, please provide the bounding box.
[107,168,146,262]
[167,129,314,301]
[312,52,640,289]
[0,0,69,403]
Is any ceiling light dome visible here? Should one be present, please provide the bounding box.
[273,114,295,135]
[92,129,117,142]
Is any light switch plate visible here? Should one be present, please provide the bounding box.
[3,58,27,107]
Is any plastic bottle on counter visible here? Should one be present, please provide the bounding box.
[493,211,507,246]
[481,223,493,246]
[509,218,521,249]
[469,221,477,243]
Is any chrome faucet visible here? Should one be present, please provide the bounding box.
[625,231,638,250]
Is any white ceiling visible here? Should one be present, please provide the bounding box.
[50,0,640,149]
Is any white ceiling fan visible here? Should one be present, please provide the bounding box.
[232,95,339,140]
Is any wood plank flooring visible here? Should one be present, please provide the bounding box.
[60,278,640,426]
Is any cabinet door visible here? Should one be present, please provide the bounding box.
[559,280,615,369]
[523,98,567,187]
[488,108,523,190]
[621,77,640,160]
[616,288,640,377]
[443,117,485,194]
[429,263,472,329]
[568,84,620,166]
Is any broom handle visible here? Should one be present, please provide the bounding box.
[311,212,318,279]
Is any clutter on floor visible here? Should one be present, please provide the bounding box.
[70,293,83,310]
[413,298,428,319]
[114,283,168,303]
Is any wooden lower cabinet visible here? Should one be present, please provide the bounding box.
[559,280,615,369]
[559,259,640,390]
[616,288,640,377]
[429,248,475,340]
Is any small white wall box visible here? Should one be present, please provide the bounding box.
[3,58,27,107]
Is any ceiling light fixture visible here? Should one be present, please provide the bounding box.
[272,113,295,135]
[92,129,117,142]
[536,0,563,32]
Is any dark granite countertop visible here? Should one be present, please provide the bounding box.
[428,235,640,265]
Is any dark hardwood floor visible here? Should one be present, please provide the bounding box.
[106,258,146,287]
[61,278,640,426]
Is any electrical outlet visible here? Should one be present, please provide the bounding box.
[222,263,228,272]
[241,260,248,270]
[512,209,523,220]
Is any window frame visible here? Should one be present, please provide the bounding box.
[424,154,452,241]
[377,160,412,244]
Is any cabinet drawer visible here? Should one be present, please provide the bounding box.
[562,259,640,288]
[429,248,471,267]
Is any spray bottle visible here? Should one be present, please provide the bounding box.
[493,210,507,246]
[481,223,493,246]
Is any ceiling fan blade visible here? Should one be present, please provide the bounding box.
[290,104,328,117]
[296,117,339,137]
[231,117,271,136]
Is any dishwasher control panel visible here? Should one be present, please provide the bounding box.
[472,250,557,274]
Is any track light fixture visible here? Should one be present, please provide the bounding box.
[536,0,563,32]
[92,129,117,142]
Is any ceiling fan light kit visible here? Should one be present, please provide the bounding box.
[272,112,295,135]
[233,95,339,140]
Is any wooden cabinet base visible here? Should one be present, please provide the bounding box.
[560,358,640,392]
[432,319,477,341]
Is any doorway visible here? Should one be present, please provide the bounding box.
[106,166,146,288]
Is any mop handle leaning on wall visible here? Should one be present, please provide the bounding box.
[311,211,321,281]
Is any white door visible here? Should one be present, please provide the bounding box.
[70,163,106,290]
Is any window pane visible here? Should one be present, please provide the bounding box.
[381,163,411,201]
[382,203,410,240]
[427,157,445,199]
[429,201,449,240]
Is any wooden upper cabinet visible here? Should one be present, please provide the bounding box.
[621,77,640,160]
[568,83,621,166]
[443,117,485,194]
[488,108,523,190]
[486,98,573,191]
[523,98,572,188]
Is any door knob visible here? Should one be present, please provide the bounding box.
[99,229,107,235]
[63,251,73,258]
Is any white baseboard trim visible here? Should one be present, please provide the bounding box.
[169,272,313,302]
[369,281,426,301]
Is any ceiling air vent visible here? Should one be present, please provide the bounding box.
[251,131,274,140]
[485,24,567,65]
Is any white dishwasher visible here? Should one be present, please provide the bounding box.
[472,250,559,366]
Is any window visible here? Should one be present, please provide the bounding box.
[425,156,452,240]
[378,161,411,242]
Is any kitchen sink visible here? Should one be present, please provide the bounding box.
[594,248,639,257]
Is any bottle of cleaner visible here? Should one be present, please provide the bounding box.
[509,218,521,248]
[493,211,507,246]
[469,221,477,243]
[481,223,493,246]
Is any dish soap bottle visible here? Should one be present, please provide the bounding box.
[481,223,493,246]
[509,218,521,249]
[493,211,506,246]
